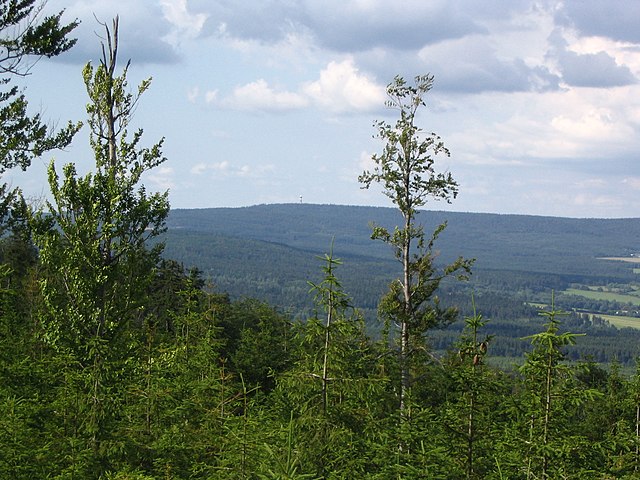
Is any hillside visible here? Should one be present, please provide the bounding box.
[161,203,639,311]
[165,203,640,277]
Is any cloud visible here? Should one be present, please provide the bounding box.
[557,0,640,44]
[548,31,637,88]
[192,0,485,52]
[208,79,308,112]
[190,160,275,178]
[190,162,208,175]
[550,109,633,146]
[623,177,640,190]
[206,58,384,113]
[160,0,208,45]
[187,86,200,103]
[358,49,557,96]
[558,50,637,87]
[443,85,640,174]
[418,37,560,93]
[43,0,180,64]
[301,0,486,52]
[303,59,385,113]
[147,166,175,190]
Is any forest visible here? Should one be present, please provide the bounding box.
[160,205,640,367]
[4,5,640,479]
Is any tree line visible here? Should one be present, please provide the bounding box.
[3,5,640,478]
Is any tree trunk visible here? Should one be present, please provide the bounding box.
[400,209,411,415]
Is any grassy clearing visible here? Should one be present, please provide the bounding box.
[599,256,640,264]
[594,313,640,330]
[564,288,640,305]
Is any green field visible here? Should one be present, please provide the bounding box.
[564,288,640,305]
[594,313,640,329]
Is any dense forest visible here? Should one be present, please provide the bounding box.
[5,6,640,479]
[160,205,640,366]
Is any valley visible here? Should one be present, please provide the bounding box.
[161,204,640,366]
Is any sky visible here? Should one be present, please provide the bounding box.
[6,0,640,218]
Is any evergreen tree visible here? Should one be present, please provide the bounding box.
[516,299,602,479]
[0,0,80,229]
[270,249,384,477]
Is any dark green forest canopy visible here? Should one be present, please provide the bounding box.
[159,204,640,367]
[163,204,640,314]
[166,204,640,278]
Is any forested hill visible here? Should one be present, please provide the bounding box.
[166,203,640,277]
[162,204,640,316]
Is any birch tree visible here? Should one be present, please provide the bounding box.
[359,74,472,414]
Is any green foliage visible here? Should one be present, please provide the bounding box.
[359,74,473,412]
[6,34,640,477]
[0,0,81,230]
[26,18,169,477]
[269,251,387,478]
[32,17,168,356]
[360,75,457,212]
[0,0,78,74]
[516,297,603,479]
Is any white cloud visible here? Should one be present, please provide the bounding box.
[623,177,640,190]
[303,59,385,113]
[551,108,623,141]
[160,0,208,45]
[229,79,308,111]
[190,162,208,175]
[147,166,175,190]
[189,160,274,178]
[445,84,640,167]
[205,59,384,114]
[204,90,218,103]
[187,86,200,103]
[574,178,608,188]
[572,192,621,208]
[213,79,308,111]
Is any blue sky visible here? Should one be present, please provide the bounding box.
[7,0,640,218]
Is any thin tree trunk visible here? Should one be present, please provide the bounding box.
[400,207,412,415]
[321,300,332,416]
[397,200,413,459]
[633,403,640,472]
[467,391,474,479]
[542,354,553,479]
[467,324,478,479]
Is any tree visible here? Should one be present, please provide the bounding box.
[0,1,80,228]
[268,249,385,478]
[306,244,351,416]
[31,17,169,476]
[518,298,601,479]
[359,75,472,413]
